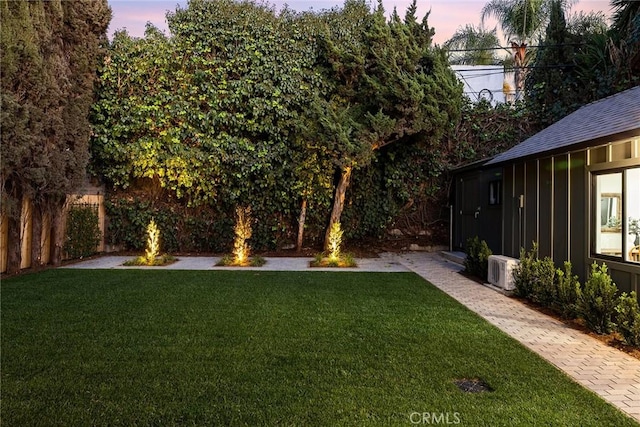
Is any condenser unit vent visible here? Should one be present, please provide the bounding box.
[487,255,519,291]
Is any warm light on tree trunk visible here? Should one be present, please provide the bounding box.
[324,166,352,251]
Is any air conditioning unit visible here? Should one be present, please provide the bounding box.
[487,255,519,291]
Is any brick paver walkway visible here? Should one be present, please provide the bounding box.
[394,252,640,423]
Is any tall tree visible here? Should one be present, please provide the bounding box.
[1,1,46,272]
[570,0,640,104]
[314,0,461,249]
[611,0,640,37]
[1,0,111,272]
[444,24,503,65]
[481,0,565,42]
[525,0,576,125]
[481,0,574,98]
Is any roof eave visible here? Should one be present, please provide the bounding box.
[486,127,640,166]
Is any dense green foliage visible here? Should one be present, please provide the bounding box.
[528,256,556,306]
[92,0,330,250]
[0,0,111,271]
[616,292,640,347]
[514,246,582,319]
[64,205,102,259]
[448,99,539,165]
[554,261,581,319]
[577,262,619,335]
[464,236,492,281]
[513,243,556,305]
[514,245,640,346]
[104,197,234,253]
[2,269,637,426]
[91,0,462,251]
[525,0,639,126]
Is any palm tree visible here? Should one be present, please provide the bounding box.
[610,0,640,81]
[481,0,570,43]
[444,24,503,65]
[610,0,640,37]
[481,0,575,99]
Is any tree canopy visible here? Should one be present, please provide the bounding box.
[1,0,111,272]
[525,0,636,125]
[91,0,462,251]
[444,24,504,65]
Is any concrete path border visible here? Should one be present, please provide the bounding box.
[61,253,410,272]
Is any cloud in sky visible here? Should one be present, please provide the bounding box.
[108,0,611,45]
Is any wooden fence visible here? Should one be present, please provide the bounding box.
[0,193,105,273]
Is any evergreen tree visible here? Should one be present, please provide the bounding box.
[314,0,461,248]
[526,0,577,125]
[1,1,111,272]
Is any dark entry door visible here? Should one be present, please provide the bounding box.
[457,173,481,249]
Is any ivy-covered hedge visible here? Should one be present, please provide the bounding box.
[89,0,471,253]
[64,205,102,259]
[105,197,233,253]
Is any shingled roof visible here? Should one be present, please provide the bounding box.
[486,85,640,165]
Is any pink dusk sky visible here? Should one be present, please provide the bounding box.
[107,0,612,45]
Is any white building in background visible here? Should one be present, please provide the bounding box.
[451,65,516,106]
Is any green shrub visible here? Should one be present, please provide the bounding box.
[216,254,234,266]
[577,262,618,334]
[554,261,581,319]
[342,252,357,267]
[123,254,176,267]
[464,236,492,281]
[513,242,556,306]
[615,292,640,347]
[309,252,358,268]
[64,205,101,259]
[529,256,556,307]
[215,254,266,267]
[513,243,538,299]
[250,255,266,267]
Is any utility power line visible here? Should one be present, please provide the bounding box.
[452,64,576,72]
[445,42,586,53]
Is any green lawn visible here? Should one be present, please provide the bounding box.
[2,270,637,426]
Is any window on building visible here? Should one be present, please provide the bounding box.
[593,167,640,263]
[626,168,640,263]
[488,180,502,206]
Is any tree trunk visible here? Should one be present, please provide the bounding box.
[30,203,43,269]
[6,214,22,275]
[296,197,307,252]
[324,166,352,251]
[50,202,65,266]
